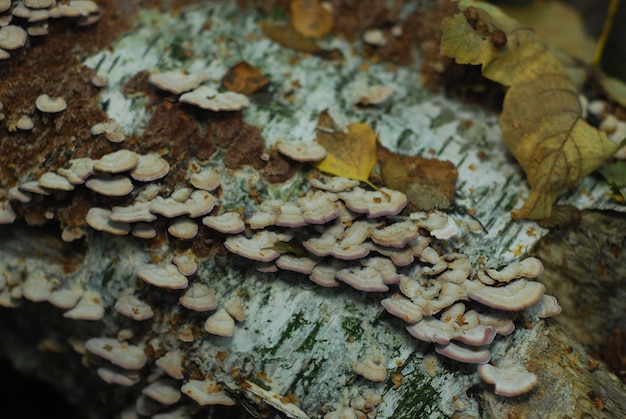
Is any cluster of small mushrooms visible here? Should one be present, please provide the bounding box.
[0,67,562,416]
[0,0,101,59]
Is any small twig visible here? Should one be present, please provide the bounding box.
[592,0,621,66]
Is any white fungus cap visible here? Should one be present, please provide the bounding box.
[223,295,246,322]
[85,337,147,370]
[148,70,209,94]
[275,254,319,275]
[114,294,154,321]
[172,252,198,276]
[131,223,157,239]
[136,263,188,290]
[339,187,407,218]
[142,380,182,405]
[0,25,27,50]
[204,308,235,337]
[353,353,388,382]
[38,172,75,191]
[179,283,217,312]
[435,341,491,364]
[190,167,221,191]
[371,220,419,248]
[202,211,245,234]
[97,367,140,387]
[179,86,250,111]
[109,202,156,223]
[335,266,389,292]
[484,257,544,283]
[357,84,393,106]
[180,379,235,406]
[57,157,95,184]
[308,261,341,287]
[155,351,184,380]
[47,289,81,309]
[130,153,170,182]
[85,207,131,235]
[168,216,198,239]
[468,279,545,311]
[35,94,67,113]
[16,114,34,130]
[85,175,133,196]
[381,294,424,323]
[0,0,10,13]
[93,150,139,173]
[309,176,359,192]
[478,363,539,397]
[224,231,293,262]
[22,272,53,302]
[277,140,327,162]
[63,294,105,320]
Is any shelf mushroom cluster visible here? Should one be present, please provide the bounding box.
[0,133,560,401]
[0,0,101,60]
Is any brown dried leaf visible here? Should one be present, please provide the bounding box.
[221,62,269,96]
[290,0,333,39]
[259,22,342,60]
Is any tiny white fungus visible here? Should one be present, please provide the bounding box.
[35,94,67,113]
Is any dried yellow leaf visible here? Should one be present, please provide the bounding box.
[290,0,333,39]
[441,1,618,220]
[313,111,378,183]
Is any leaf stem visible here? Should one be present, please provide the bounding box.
[592,0,621,66]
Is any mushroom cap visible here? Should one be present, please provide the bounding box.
[38,172,75,191]
[277,140,327,162]
[25,0,56,9]
[85,337,147,370]
[179,283,217,312]
[308,262,341,287]
[485,257,544,283]
[35,94,67,113]
[47,289,81,309]
[0,200,16,224]
[136,263,189,289]
[109,202,156,223]
[336,266,389,292]
[224,231,292,262]
[172,253,198,276]
[85,207,131,235]
[202,211,245,234]
[168,216,198,239]
[468,279,545,311]
[16,114,34,130]
[370,220,419,248]
[339,187,407,218]
[131,223,157,239]
[155,351,184,380]
[0,25,27,50]
[190,167,221,191]
[130,153,170,182]
[381,295,423,323]
[309,176,359,192]
[114,294,154,321]
[180,379,235,406]
[435,342,491,364]
[478,363,539,397]
[180,86,250,111]
[297,190,342,224]
[63,295,105,320]
[93,150,139,173]
[85,175,133,196]
[148,70,209,94]
[204,308,235,337]
[97,367,140,387]
[353,353,387,382]
[58,157,95,184]
[142,380,182,405]
[275,254,319,275]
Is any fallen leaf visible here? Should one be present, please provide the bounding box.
[259,22,342,60]
[440,1,618,220]
[313,111,378,183]
[221,61,270,96]
[378,143,457,210]
[290,0,333,39]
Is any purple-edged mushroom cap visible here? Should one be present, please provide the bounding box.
[478,363,539,397]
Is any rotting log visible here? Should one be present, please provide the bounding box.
[0,2,625,418]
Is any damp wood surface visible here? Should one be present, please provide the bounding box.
[0,1,625,418]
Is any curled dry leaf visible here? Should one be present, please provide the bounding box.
[259,22,342,60]
[221,61,269,96]
[313,111,378,183]
[290,0,333,39]
[440,1,618,220]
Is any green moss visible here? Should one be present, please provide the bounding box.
[259,311,310,355]
[297,322,322,352]
[390,370,447,419]
[341,316,364,341]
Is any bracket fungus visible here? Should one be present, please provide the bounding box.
[85,338,148,370]
[35,94,67,113]
[478,364,539,397]
[148,70,209,94]
[204,308,236,337]
[180,379,235,406]
[135,263,189,290]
